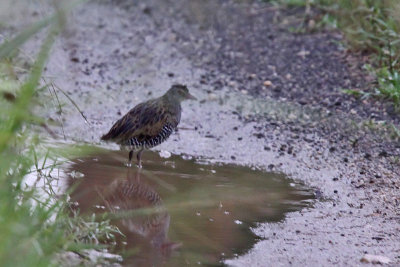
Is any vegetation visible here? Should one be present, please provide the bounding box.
[0,5,120,267]
[268,0,400,109]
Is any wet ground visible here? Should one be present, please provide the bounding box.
[3,0,400,266]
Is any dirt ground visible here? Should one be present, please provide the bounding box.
[4,0,400,265]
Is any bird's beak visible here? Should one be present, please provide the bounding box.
[187,93,197,100]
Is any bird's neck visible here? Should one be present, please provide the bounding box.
[162,94,181,108]
[161,94,182,124]
[167,100,182,115]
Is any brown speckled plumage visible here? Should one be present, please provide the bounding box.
[102,84,196,167]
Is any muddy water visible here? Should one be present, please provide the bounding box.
[66,150,314,266]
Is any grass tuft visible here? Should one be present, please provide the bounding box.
[374,67,400,108]
[267,0,400,110]
[0,2,119,266]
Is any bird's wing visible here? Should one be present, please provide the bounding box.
[101,100,173,143]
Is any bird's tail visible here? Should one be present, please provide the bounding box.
[101,133,111,141]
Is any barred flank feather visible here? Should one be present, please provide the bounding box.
[126,124,174,150]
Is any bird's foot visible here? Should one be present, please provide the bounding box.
[137,160,142,169]
[125,162,132,167]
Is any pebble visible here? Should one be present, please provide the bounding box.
[69,170,85,179]
[83,249,123,263]
[208,93,218,101]
[297,50,310,57]
[360,254,391,264]
[159,150,171,158]
[263,80,272,87]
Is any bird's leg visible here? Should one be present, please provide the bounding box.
[134,168,141,182]
[128,150,133,167]
[137,148,144,168]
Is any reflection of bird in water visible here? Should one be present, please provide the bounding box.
[101,84,196,168]
[103,170,180,253]
[68,165,180,266]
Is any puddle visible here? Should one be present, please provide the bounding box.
[64,150,314,266]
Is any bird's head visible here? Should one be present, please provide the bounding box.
[164,84,197,102]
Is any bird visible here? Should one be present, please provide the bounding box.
[101,84,196,168]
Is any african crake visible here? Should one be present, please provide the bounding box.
[101,84,196,167]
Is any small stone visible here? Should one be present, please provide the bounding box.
[378,151,388,157]
[159,150,171,158]
[314,190,323,199]
[298,99,307,105]
[208,93,218,101]
[254,133,265,139]
[69,170,84,179]
[297,50,310,58]
[360,254,391,264]
[142,5,151,14]
[263,80,272,87]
